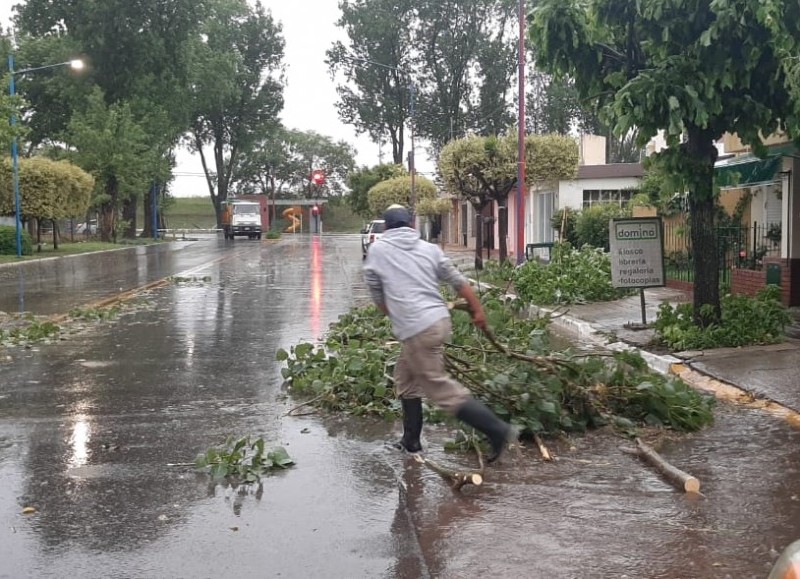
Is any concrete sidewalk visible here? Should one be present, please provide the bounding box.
[447,249,800,415]
[543,289,800,415]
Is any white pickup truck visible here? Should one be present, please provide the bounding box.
[361,219,386,258]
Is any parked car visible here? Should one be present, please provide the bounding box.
[361,219,386,258]
[76,220,98,235]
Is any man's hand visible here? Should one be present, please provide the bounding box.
[457,284,487,332]
[470,307,487,332]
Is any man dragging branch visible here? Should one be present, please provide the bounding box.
[364,204,517,462]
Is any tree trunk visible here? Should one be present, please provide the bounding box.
[142,185,154,238]
[474,210,484,270]
[686,131,720,325]
[498,199,508,263]
[100,176,119,243]
[391,125,404,165]
[121,197,137,239]
[53,220,59,250]
[214,135,228,228]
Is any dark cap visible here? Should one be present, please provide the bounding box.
[383,205,412,229]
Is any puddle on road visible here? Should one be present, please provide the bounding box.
[282,401,800,579]
[2,236,800,578]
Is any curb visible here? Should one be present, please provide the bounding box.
[525,289,800,425]
[527,303,681,377]
[450,253,800,428]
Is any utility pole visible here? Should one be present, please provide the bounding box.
[516,0,527,265]
[408,82,417,214]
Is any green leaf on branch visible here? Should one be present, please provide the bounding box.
[277,289,715,439]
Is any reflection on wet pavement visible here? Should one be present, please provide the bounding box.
[0,234,799,578]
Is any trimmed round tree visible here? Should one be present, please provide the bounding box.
[367,175,436,216]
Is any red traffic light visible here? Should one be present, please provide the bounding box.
[311,170,326,186]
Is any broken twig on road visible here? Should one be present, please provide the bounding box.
[533,434,553,461]
[414,454,484,491]
[626,438,701,494]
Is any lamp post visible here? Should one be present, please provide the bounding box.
[8,55,84,258]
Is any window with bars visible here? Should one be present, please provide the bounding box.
[582,189,636,208]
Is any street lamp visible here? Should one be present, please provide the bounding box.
[8,55,84,258]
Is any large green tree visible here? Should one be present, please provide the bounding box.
[468,1,517,137]
[67,88,154,242]
[234,128,356,213]
[0,157,93,224]
[188,0,285,226]
[531,0,800,323]
[367,175,436,216]
[346,163,407,218]
[329,0,519,161]
[13,0,208,238]
[327,0,415,165]
[527,64,643,163]
[414,0,516,151]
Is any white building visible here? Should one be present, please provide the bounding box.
[528,134,644,248]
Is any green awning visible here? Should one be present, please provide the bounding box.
[715,153,783,188]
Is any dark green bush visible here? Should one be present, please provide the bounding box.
[0,225,33,255]
[575,204,630,250]
[513,241,622,305]
[654,285,791,350]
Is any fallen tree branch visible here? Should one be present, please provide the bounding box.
[631,437,701,494]
[533,434,553,461]
[284,394,324,417]
[483,327,578,372]
[413,454,483,491]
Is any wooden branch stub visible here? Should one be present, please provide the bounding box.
[413,454,483,491]
[533,434,553,461]
[447,299,472,312]
[634,438,701,494]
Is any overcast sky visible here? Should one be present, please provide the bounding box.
[2,1,430,197]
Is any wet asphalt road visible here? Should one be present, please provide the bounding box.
[1,234,800,578]
[0,237,236,316]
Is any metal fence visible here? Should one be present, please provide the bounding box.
[664,222,782,284]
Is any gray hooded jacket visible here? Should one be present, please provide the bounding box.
[363,227,467,341]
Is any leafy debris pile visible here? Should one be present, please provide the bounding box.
[278,288,714,437]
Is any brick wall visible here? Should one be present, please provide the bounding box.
[731,268,767,298]
[730,258,800,306]
[666,279,694,293]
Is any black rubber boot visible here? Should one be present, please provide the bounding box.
[455,398,516,463]
[395,398,423,453]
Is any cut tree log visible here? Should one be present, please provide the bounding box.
[633,438,701,494]
[413,454,483,491]
[533,434,553,461]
